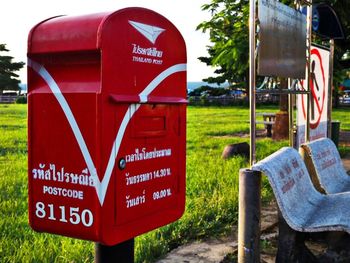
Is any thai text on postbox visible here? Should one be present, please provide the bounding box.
[27,7,187,245]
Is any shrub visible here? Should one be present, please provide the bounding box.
[16,96,27,104]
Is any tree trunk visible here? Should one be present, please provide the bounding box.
[245,70,250,100]
[273,78,289,140]
[333,88,339,108]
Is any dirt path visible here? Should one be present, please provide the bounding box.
[157,200,279,263]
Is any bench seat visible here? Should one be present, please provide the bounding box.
[252,147,350,234]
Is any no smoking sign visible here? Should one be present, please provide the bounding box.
[300,47,329,129]
[297,45,330,146]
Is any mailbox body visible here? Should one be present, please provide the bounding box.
[27,8,186,245]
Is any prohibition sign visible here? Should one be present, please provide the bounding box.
[300,48,326,129]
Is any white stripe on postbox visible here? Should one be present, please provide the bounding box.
[139,64,187,103]
[28,59,186,205]
[28,59,99,194]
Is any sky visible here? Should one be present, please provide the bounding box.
[0,0,217,83]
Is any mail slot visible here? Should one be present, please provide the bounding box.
[27,7,187,245]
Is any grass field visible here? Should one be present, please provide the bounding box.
[0,104,349,262]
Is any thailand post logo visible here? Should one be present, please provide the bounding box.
[129,20,165,44]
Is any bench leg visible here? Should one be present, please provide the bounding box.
[276,209,318,263]
[266,124,272,137]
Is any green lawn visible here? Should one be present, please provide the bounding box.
[0,104,349,262]
[333,107,350,131]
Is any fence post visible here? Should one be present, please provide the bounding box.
[95,239,134,263]
[238,168,261,263]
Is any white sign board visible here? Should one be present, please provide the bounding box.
[297,45,330,148]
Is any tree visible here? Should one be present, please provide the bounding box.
[327,0,350,107]
[0,44,25,93]
[197,0,250,89]
[197,0,350,92]
[198,0,350,139]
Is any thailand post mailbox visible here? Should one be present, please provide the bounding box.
[27,8,186,245]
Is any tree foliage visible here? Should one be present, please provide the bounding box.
[197,0,250,87]
[188,86,229,96]
[327,0,350,83]
[198,0,350,90]
[0,44,24,93]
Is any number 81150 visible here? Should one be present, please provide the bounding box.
[35,202,93,227]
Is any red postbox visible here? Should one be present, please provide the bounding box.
[27,7,186,245]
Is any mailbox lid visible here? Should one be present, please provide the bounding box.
[101,7,187,99]
[28,7,186,98]
[28,13,109,53]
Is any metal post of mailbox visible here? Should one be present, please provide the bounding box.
[95,239,134,263]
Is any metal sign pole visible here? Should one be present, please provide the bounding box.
[288,78,294,147]
[327,39,335,138]
[238,1,261,262]
[305,1,313,143]
[249,0,257,166]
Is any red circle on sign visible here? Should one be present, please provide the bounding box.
[300,48,326,129]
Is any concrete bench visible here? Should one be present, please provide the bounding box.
[252,147,350,234]
[256,113,276,137]
[300,138,350,194]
